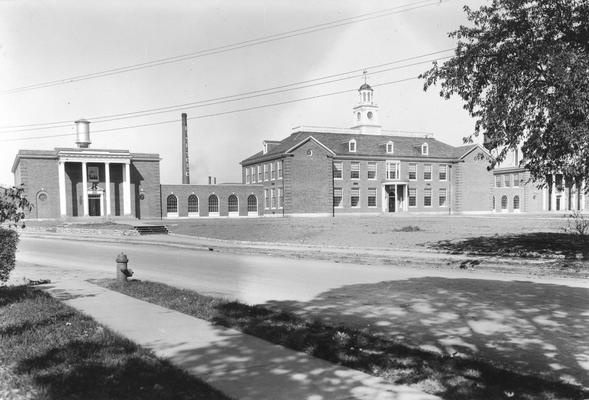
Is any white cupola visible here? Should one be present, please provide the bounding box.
[351,78,381,135]
[75,119,91,148]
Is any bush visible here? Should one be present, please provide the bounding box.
[0,228,19,283]
[563,211,589,243]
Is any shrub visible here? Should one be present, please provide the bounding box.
[0,228,19,283]
[563,211,589,243]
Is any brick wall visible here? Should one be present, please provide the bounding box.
[287,140,333,215]
[160,184,264,217]
[131,159,161,219]
[459,149,494,213]
[15,157,60,219]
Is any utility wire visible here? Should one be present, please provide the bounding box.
[1,76,419,142]
[0,50,452,133]
[1,0,449,95]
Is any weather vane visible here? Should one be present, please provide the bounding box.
[363,70,368,84]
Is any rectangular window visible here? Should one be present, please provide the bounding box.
[264,189,269,209]
[251,167,256,183]
[351,162,360,179]
[505,174,511,187]
[278,160,283,179]
[424,187,432,207]
[386,161,400,180]
[351,188,360,207]
[333,162,343,179]
[333,188,343,208]
[271,188,276,208]
[278,188,283,208]
[513,173,519,187]
[439,164,447,181]
[409,188,417,207]
[424,164,432,180]
[271,163,275,180]
[367,188,377,207]
[409,163,416,180]
[258,166,262,182]
[367,162,377,180]
[246,168,250,184]
[495,175,501,187]
[264,164,269,181]
[439,188,447,207]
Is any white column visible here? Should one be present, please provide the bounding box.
[58,161,67,217]
[105,162,111,216]
[123,162,132,216]
[82,161,89,216]
[404,185,408,211]
[551,181,556,211]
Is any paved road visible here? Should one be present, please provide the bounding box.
[16,236,589,305]
[14,236,589,389]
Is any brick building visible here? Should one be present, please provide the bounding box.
[12,120,162,219]
[241,83,494,216]
[12,120,263,220]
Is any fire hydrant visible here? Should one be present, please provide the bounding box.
[116,252,133,282]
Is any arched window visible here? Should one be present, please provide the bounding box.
[166,194,178,214]
[228,195,238,213]
[188,195,198,214]
[501,195,508,211]
[492,196,495,211]
[208,194,219,214]
[513,195,520,211]
[247,195,258,213]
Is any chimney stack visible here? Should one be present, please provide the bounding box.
[208,176,211,185]
[214,177,216,185]
[181,113,190,184]
[75,119,91,148]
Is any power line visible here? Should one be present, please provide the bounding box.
[1,76,420,142]
[1,0,450,95]
[0,50,453,133]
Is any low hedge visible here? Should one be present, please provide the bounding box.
[0,228,19,282]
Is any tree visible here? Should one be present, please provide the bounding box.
[1,185,31,227]
[0,185,32,283]
[421,0,589,187]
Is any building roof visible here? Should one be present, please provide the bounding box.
[11,147,160,173]
[241,130,479,165]
[358,83,373,91]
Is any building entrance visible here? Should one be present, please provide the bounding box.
[388,192,396,212]
[88,195,101,216]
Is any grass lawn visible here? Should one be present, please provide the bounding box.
[0,285,230,400]
[160,214,587,256]
[96,279,588,400]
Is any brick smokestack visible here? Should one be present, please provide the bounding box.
[181,113,190,184]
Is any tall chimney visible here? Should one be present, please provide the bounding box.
[181,113,190,184]
[75,119,91,148]
[208,176,211,185]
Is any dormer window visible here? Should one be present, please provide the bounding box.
[349,139,357,153]
[421,143,429,156]
[386,141,394,154]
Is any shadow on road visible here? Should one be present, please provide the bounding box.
[261,277,589,396]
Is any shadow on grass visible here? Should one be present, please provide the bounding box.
[0,285,229,400]
[428,232,588,259]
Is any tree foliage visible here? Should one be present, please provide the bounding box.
[1,185,32,227]
[421,0,589,184]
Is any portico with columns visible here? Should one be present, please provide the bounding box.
[57,151,133,217]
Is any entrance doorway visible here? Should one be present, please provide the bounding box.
[88,195,101,216]
[388,192,396,212]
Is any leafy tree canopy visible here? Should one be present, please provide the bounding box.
[421,0,589,183]
[0,185,32,227]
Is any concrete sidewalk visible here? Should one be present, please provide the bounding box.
[39,278,439,400]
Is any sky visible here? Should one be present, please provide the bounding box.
[0,0,487,186]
